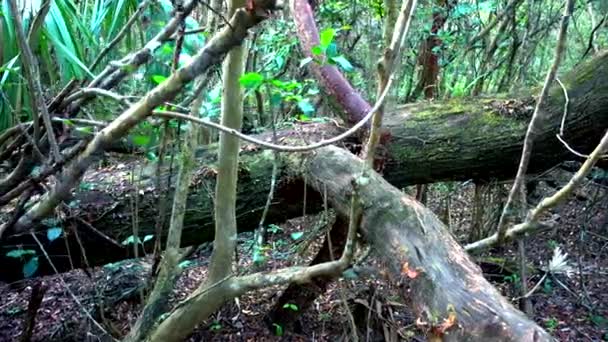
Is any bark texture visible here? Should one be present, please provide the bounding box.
[302,146,551,341]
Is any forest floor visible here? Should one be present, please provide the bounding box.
[0,167,606,341]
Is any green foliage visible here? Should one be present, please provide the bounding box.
[6,249,36,258]
[542,277,554,295]
[590,314,608,330]
[178,260,195,269]
[282,303,299,311]
[267,224,283,234]
[46,227,63,242]
[239,72,265,90]
[6,248,39,278]
[547,240,559,250]
[290,232,304,240]
[132,135,152,147]
[503,273,520,285]
[209,321,222,331]
[121,234,154,246]
[272,323,283,336]
[151,74,168,85]
[544,317,559,332]
[342,268,359,279]
[309,27,354,73]
[23,257,39,278]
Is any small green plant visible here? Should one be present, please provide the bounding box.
[547,240,559,250]
[267,224,283,234]
[282,303,299,311]
[209,321,222,331]
[272,323,283,336]
[6,249,39,278]
[503,273,520,284]
[121,234,154,246]
[544,317,559,332]
[542,277,554,294]
[590,314,608,329]
[303,27,354,72]
[290,232,304,241]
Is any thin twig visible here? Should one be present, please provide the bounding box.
[495,0,575,243]
[90,0,151,71]
[8,0,61,161]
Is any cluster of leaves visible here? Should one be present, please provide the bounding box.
[239,72,319,120]
[5,218,64,278]
[300,27,354,73]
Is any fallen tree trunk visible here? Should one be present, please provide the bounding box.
[1,52,606,279]
[301,146,551,341]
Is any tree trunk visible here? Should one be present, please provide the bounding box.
[1,51,606,279]
[301,146,551,341]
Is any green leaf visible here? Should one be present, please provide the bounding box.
[330,56,354,72]
[23,257,39,278]
[178,260,194,269]
[325,42,338,58]
[342,268,359,279]
[146,151,158,161]
[311,45,323,56]
[121,235,141,245]
[269,92,282,106]
[319,28,336,48]
[208,86,221,102]
[133,135,151,147]
[239,72,264,89]
[297,100,315,115]
[252,252,267,265]
[273,323,283,336]
[299,57,313,68]
[151,75,168,85]
[267,224,283,234]
[46,227,63,241]
[6,249,36,258]
[43,26,94,78]
[143,234,154,243]
[282,303,299,311]
[290,232,304,240]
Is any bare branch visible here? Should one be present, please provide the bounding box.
[8,0,61,161]
[495,0,575,243]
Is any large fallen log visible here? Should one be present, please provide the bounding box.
[301,146,551,341]
[0,51,606,280]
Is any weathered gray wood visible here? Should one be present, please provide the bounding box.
[302,145,551,341]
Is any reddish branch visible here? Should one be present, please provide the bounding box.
[291,0,372,125]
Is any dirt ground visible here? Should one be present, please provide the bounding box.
[0,167,606,341]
